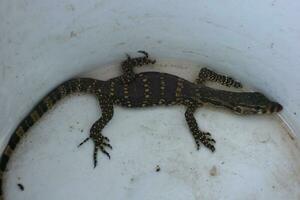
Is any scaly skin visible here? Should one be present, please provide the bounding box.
[0,52,282,199]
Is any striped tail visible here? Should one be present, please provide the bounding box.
[0,77,104,199]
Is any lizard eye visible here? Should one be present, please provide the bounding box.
[234,107,242,113]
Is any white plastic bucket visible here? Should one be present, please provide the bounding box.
[1,1,299,200]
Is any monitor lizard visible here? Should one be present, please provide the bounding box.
[0,51,282,199]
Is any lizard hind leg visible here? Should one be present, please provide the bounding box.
[78,96,114,168]
[195,67,243,88]
[121,50,156,83]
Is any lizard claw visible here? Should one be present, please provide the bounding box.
[78,137,90,147]
[103,136,110,142]
[102,142,113,149]
[123,51,156,67]
[78,132,112,168]
[194,132,216,152]
[137,50,149,58]
[137,50,156,65]
[93,144,111,168]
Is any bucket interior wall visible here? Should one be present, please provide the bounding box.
[0,1,299,200]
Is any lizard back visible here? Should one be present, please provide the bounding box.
[109,71,196,107]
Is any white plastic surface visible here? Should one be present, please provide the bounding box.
[1,1,300,200]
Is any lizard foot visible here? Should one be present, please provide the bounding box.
[225,77,243,88]
[194,132,216,152]
[124,50,156,66]
[78,131,112,168]
[136,50,157,65]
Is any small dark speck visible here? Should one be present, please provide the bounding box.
[209,165,218,176]
[80,129,84,133]
[221,161,225,165]
[17,183,25,191]
[294,112,296,115]
[155,165,160,172]
[76,121,79,124]
[70,31,78,38]
[130,177,135,182]
[270,43,274,49]
[157,40,162,44]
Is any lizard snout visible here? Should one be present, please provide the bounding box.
[269,102,283,113]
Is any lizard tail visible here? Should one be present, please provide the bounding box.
[0,77,104,199]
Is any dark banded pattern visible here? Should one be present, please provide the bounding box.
[0,77,105,199]
[0,51,283,200]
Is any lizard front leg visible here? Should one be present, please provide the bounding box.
[78,95,114,168]
[195,67,242,88]
[121,51,156,83]
[185,102,216,152]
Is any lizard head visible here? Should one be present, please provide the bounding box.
[196,88,283,114]
[228,92,283,114]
